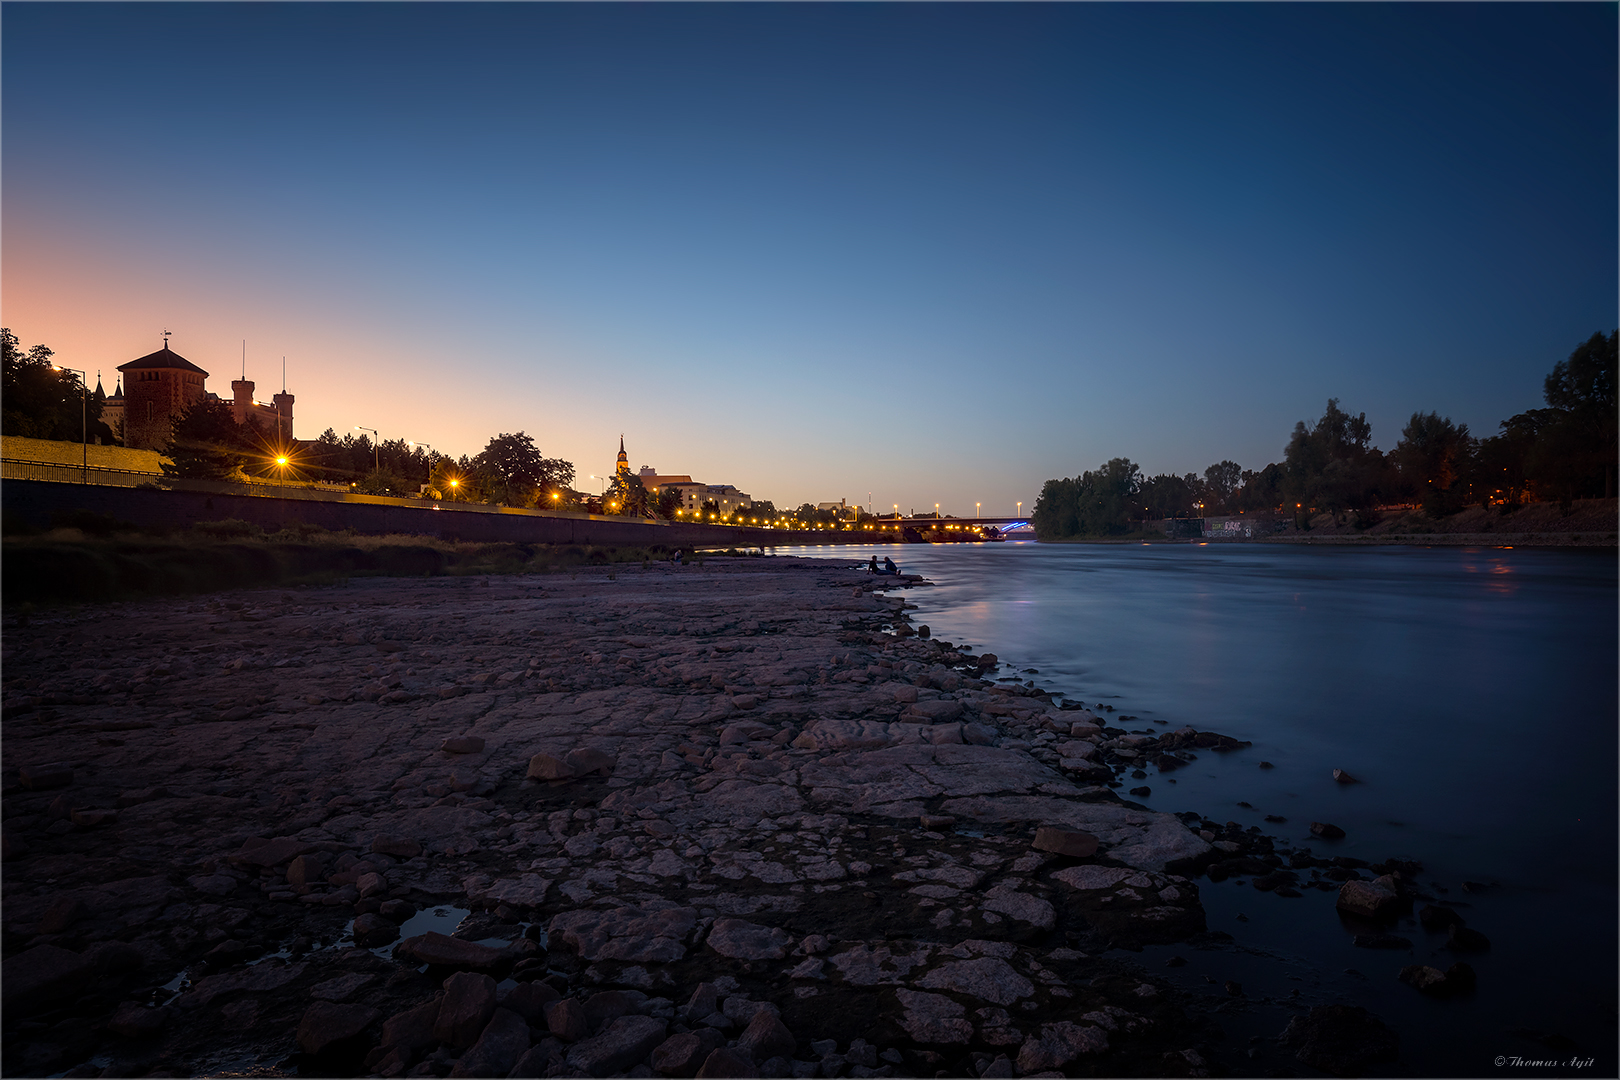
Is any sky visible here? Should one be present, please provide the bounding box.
[3,3,1615,516]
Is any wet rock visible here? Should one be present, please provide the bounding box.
[285,853,330,887]
[381,998,442,1056]
[353,912,399,947]
[737,1010,797,1061]
[297,1001,381,1055]
[107,1001,169,1038]
[1031,826,1099,858]
[1398,963,1472,996]
[450,1006,532,1078]
[228,836,316,868]
[550,906,698,963]
[1015,1022,1109,1072]
[441,736,486,754]
[1128,786,1152,797]
[652,1029,727,1077]
[1447,925,1491,952]
[1279,1005,1399,1075]
[528,753,576,781]
[311,973,376,1002]
[396,931,506,971]
[681,983,720,1022]
[982,884,1056,930]
[35,894,87,934]
[695,1047,755,1078]
[565,747,616,776]
[894,988,972,1044]
[585,989,647,1024]
[372,834,423,859]
[379,899,417,923]
[706,918,793,961]
[547,997,589,1042]
[509,1040,567,1079]
[566,1014,668,1077]
[1332,768,1358,784]
[19,762,73,790]
[1310,822,1346,840]
[435,971,499,1048]
[500,980,561,1022]
[357,870,388,898]
[1335,879,1399,920]
[185,961,306,1008]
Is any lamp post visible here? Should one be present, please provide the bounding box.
[408,442,433,498]
[354,426,379,474]
[52,365,87,483]
[274,453,289,497]
[976,501,981,520]
[1016,501,1022,518]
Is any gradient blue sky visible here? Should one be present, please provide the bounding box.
[4,3,1614,514]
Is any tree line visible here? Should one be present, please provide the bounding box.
[1033,330,1616,540]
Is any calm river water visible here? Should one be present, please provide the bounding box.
[775,540,1617,1077]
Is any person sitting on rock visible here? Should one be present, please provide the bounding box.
[867,555,879,573]
[883,556,898,575]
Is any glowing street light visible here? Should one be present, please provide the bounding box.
[354,426,379,473]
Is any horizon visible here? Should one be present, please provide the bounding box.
[3,4,1614,515]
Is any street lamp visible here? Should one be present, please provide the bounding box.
[976,501,981,520]
[354,426,379,474]
[1016,501,1022,518]
[274,453,289,497]
[52,365,87,483]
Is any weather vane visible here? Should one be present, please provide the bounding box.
[162,329,172,348]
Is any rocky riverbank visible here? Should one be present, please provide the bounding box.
[4,557,1427,1078]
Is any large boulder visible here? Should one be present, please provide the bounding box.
[1279,1005,1399,1076]
[434,971,498,1048]
[565,1014,668,1077]
[450,1007,532,1078]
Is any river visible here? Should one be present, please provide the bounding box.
[774,540,1617,1077]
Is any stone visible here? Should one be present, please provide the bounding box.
[585,989,647,1024]
[1015,1022,1109,1072]
[1310,821,1346,840]
[1,945,97,1012]
[681,982,720,1022]
[528,753,576,781]
[1352,934,1412,950]
[450,1007,532,1078]
[71,808,118,827]
[894,989,972,1044]
[695,1048,756,1078]
[35,894,87,934]
[1279,1005,1399,1075]
[549,906,698,963]
[441,735,486,754]
[381,999,443,1054]
[311,973,376,1002]
[1032,826,1100,858]
[380,899,417,923]
[565,747,616,776]
[18,762,73,790]
[565,1014,668,1077]
[500,980,561,1022]
[546,997,589,1042]
[357,871,388,898]
[353,912,398,947]
[435,971,499,1048]
[297,1001,381,1055]
[396,931,506,971]
[285,853,330,887]
[737,1010,797,1062]
[372,833,423,858]
[652,1030,727,1077]
[184,961,306,1008]
[707,918,793,961]
[509,1042,565,1079]
[1398,965,1448,994]
[228,836,315,868]
[1332,768,1358,784]
[1447,925,1492,952]
[1335,879,1399,920]
[107,1001,169,1038]
[916,957,1034,1006]
[981,885,1056,930]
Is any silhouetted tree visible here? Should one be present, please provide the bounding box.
[472,432,575,506]
[1,329,114,443]
[1032,458,1142,539]
[162,398,255,480]
[1393,412,1472,515]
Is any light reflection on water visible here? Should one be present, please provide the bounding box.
[775,541,1617,1075]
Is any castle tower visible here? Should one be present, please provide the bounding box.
[117,342,209,450]
[272,390,295,443]
[616,435,630,480]
[231,378,256,428]
[103,378,125,440]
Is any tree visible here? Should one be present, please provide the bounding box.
[603,470,651,517]
[1283,399,1386,514]
[1392,412,1472,515]
[1,328,114,443]
[162,398,255,480]
[1538,330,1617,501]
[1203,461,1242,514]
[471,432,575,506]
[1031,458,1142,539]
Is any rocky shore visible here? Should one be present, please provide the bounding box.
[3,557,1439,1077]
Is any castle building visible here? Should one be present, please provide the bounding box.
[99,376,125,438]
[114,339,293,450]
[117,344,209,450]
[617,439,752,515]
